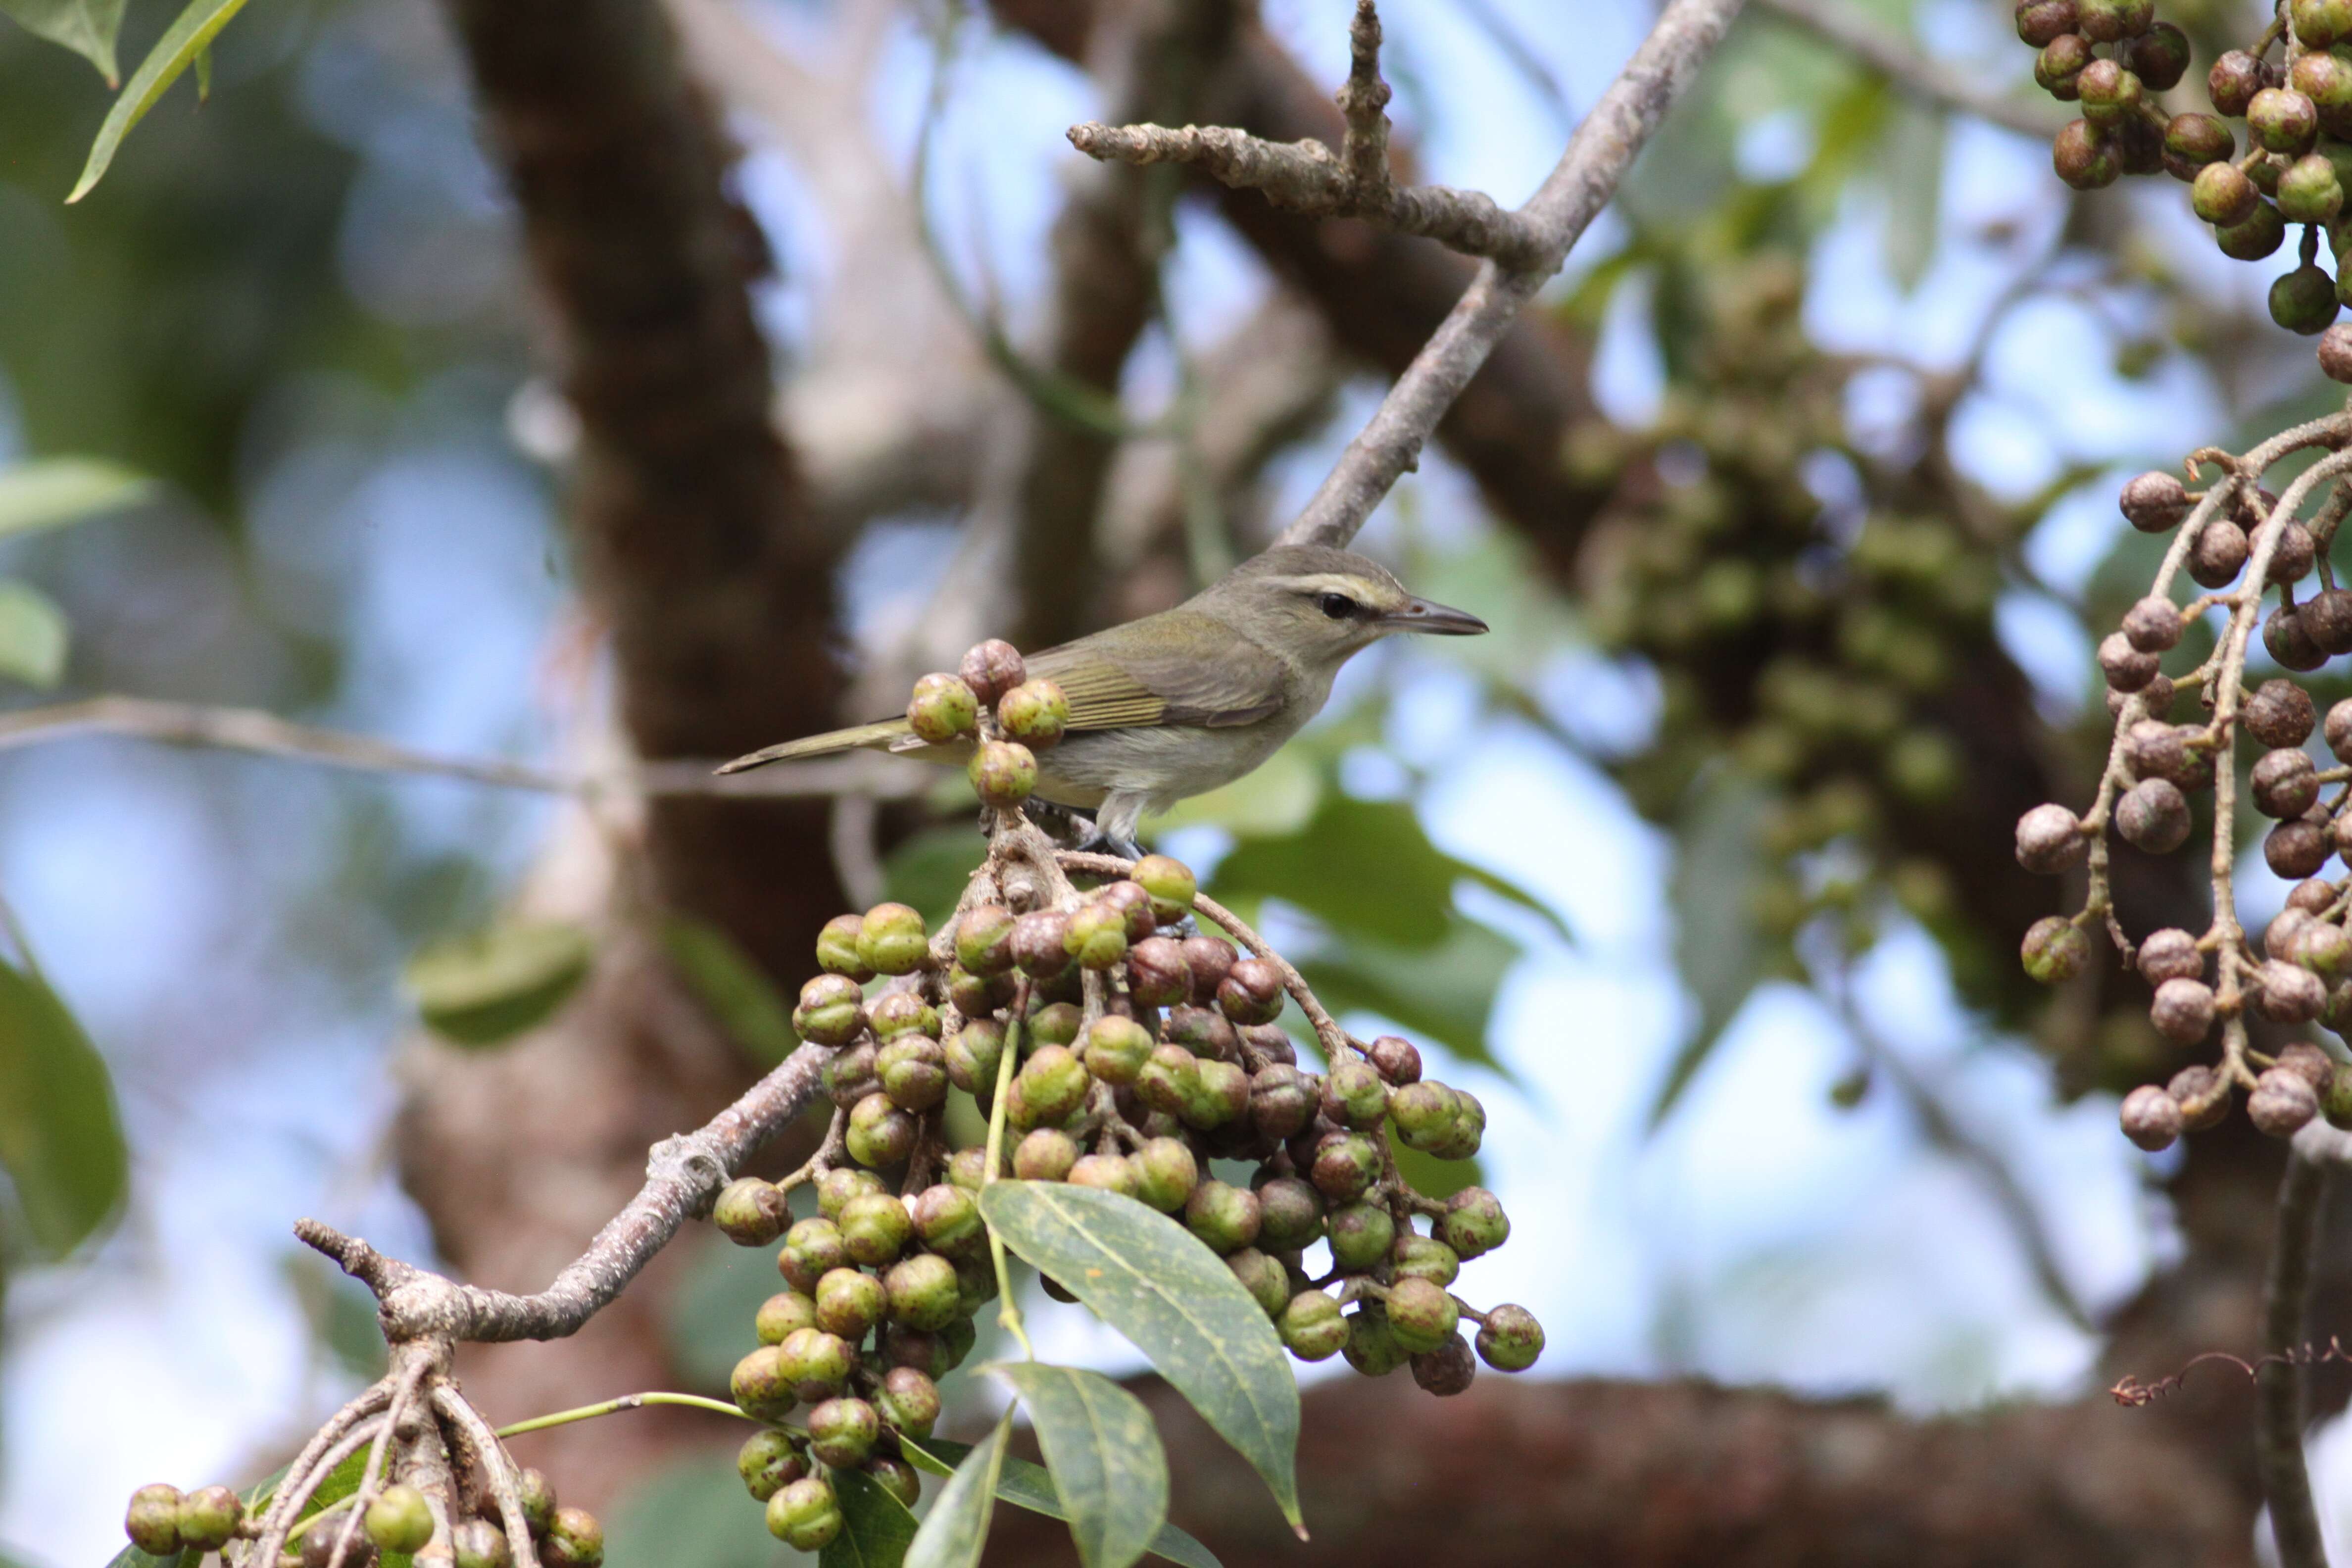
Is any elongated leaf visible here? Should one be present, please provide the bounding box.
[903,1415,1006,1568]
[661,915,795,1065]
[1881,102,1946,293]
[979,1182,1301,1533]
[824,1464,920,1568]
[0,580,68,687]
[0,458,151,538]
[1650,776,1771,1128]
[991,1364,1167,1568]
[902,1439,1218,1568]
[100,1547,184,1568]
[404,922,593,1048]
[0,956,126,1257]
[0,0,125,83]
[68,0,253,203]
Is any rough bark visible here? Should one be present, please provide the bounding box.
[394,0,845,1509]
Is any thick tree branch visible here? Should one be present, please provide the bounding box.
[303,1043,829,1342]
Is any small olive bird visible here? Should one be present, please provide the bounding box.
[716,545,1488,852]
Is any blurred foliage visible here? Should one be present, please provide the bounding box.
[403,920,592,1047]
[0,948,125,1259]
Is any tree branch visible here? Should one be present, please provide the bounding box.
[1753,0,2069,138]
[301,1042,830,1342]
[2265,1128,2339,1568]
[1265,0,1746,550]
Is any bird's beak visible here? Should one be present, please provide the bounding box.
[1383,596,1489,636]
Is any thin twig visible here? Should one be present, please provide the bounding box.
[1753,0,2067,137]
[433,1385,544,1568]
[0,694,922,799]
[1270,0,1748,550]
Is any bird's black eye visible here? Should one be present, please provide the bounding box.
[1318,592,1357,620]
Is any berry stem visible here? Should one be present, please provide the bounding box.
[490,1391,759,1438]
[983,978,1037,1361]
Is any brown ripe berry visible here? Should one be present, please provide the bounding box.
[1125,935,1192,1007]
[2191,160,2260,225]
[2270,522,2321,584]
[2258,958,2329,1023]
[2278,1041,2338,1091]
[2099,632,2159,692]
[2169,1065,2230,1129]
[2253,748,2320,818]
[2218,201,2289,260]
[2110,671,2174,720]
[2150,977,2216,1043]
[2015,803,2088,874]
[2247,679,2319,748]
[1180,935,1236,1003]
[959,638,1026,706]
[1097,880,1159,943]
[2119,470,2191,532]
[2016,0,2077,47]
[1011,909,1072,977]
[2077,0,2152,40]
[2129,22,2192,92]
[1367,1035,1423,1083]
[2116,778,2191,853]
[2037,33,2091,98]
[2308,589,2352,655]
[1410,1335,1479,1397]
[2327,699,2352,763]
[2120,1084,2184,1151]
[2322,323,2352,384]
[2268,818,2333,880]
[1217,957,1286,1025]
[2052,119,2120,189]
[2251,88,2322,155]
[2121,595,2182,653]
[2126,721,2213,791]
[2291,879,2339,915]
[2266,605,2329,672]
[2268,907,2315,960]
[2210,50,2269,116]
[2138,928,2204,983]
[2189,518,2250,587]
[2251,1066,2322,1136]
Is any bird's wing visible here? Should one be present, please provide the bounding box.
[1030,612,1288,731]
[714,718,914,774]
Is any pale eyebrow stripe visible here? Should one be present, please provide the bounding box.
[1260,572,1399,601]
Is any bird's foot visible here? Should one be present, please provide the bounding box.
[1072,826,1146,863]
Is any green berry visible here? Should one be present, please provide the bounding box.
[755,1290,820,1345]
[1438,1187,1511,1259]
[2253,88,2322,154]
[2281,154,2347,225]
[1132,1136,1199,1212]
[776,1326,856,1403]
[2217,201,2288,260]
[1475,1303,1546,1371]
[997,679,1070,746]
[868,991,940,1041]
[2164,114,2233,172]
[1132,854,1197,921]
[125,1485,183,1556]
[766,1476,843,1551]
[864,1455,923,1511]
[738,1430,808,1502]
[955,904,1018,975]
[1081,1015,1154,1085]
[779,1216,848,1292]
[543,1507,604,1568]
[815,1267,888,1339]
[912,1183,986,1258]
[1137,1044,1200,1117]
[2075,59,2141,127]
[944,1020,1007,1094]
[839,1191,914,1266]
[807,1396,882,1468]
[2275,261,2342,333]
[1279,1290,1349,1361]
[886,1252,963,1330]
[1342,1307,1409,1377]
[792,974,867,1047]
[1018,1044,1091,1125]
[907,672,980,743]
[1184,1179,1263,1254]
[877,1365,943,1437]
[1028,1000,1084,1047]
[1383,1275,1461,1354]
[1322,1060,1390,1129]
[1183,1058,1251,1130]
[858,903,929,977]
[732,1345,795,1416]
[1327,1201,1396,1272]
[713,1177,790,1247]
[2299,0,2352,47]
[1254,1175,1325,1250]
[969,740,1038,807]
[517,1470,556,1536]
[877,1034,948,1111]
[1392,1233,1462,1287]
[177,1484,244,1553]
[824,1042,881,1110]
[846,1092,918,1168]
[1069,1152,1139,1196]
[2020,915,2091,983]
[816,913,874,980]
[1064,903,1129,970]
[1227,1248,1290,1317]
[366,1484,435,1555]
[1014,1127,1080,1181]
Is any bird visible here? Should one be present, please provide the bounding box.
[715,544,1488,855]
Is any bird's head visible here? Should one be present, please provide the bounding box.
[1196,545,1488,672]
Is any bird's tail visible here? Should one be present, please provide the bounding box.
[715,719,914,775]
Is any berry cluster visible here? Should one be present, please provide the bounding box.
[2020,0,2352,371]
[2014,439,2352,1150]
[1582,258,1992,963]
[706,639,1545,1549]
[123,1468,597,1567]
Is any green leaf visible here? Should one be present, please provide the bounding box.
[0,458,152,539]
[1296,915,1515,1077]
[902,1439,1218,1568]
[1881,102,1946,292]
[0,580,69,687]
[990,1364,1167,1568]
[662,915,796,1065]
[1385,1125,1481,1204]
[1649,776,1772,1128]
[0,0,125,84]
[1211,795,1564,948]
[826,1465,919,1568]
[404,922,593,1048]
[978,1182,1302,1533]
[666,1231,792,1393]
[192,40,211,100]
[0,955,126,1258]
[99,1547,185,1568]
[68,0,254,203]
[902,1415,1006,1568]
